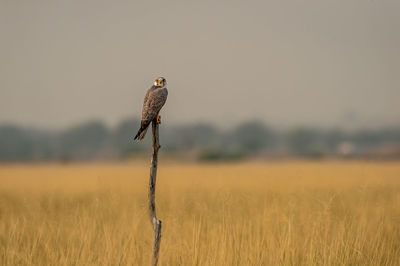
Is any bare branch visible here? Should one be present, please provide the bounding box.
[148,119,162,266]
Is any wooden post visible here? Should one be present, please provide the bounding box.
[148,119,162,266]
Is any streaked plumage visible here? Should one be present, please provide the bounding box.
[134,77,168,141]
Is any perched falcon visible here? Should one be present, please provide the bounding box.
[134,77,168,141]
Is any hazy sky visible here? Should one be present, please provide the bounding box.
[1,0,399,129]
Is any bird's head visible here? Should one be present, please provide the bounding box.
[154,77,167,87]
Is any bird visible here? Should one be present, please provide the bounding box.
[134,77,168,141]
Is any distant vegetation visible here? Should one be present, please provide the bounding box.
[0,118,400,161]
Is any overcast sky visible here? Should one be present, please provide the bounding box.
[1,0,399,129]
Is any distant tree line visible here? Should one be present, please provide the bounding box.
[0,118,400,162]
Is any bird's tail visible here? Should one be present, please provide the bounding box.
[134,121,150,141]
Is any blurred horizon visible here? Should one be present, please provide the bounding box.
[2,115,400,133]
[1,117,400,162]
[1,0,399,130]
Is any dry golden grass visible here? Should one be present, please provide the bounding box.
[0,161,399,265]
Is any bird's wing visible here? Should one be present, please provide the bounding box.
[142,86,153,110]
[142,87,168,123]
[134,87,168,141]
[140,86,155,124]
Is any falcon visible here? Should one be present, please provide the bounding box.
[134,77,168,141]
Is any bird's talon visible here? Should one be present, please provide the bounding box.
[157,115,161,124]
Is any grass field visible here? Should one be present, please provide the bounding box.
[0,161,399,265]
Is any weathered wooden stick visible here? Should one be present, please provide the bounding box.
[148,119,162,266]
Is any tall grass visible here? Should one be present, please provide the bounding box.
[0,161,399,265]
